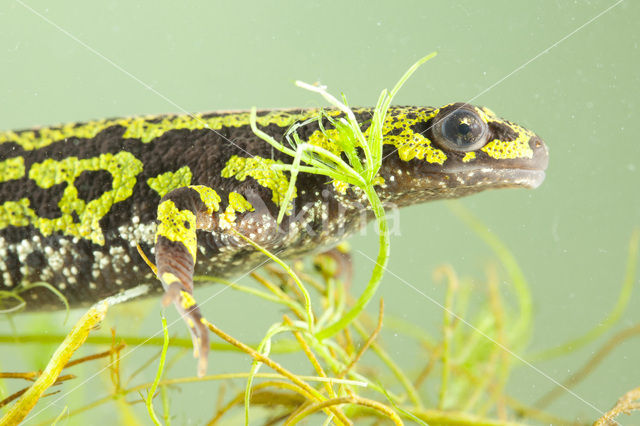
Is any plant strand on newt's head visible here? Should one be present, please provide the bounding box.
[250,52,438,339]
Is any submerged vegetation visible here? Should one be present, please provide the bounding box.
[1,221,637,425]
[0,55,639,425]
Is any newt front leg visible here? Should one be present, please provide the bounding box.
[155,185,222,377]
[154,184,276,376]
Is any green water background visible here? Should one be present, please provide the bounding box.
[1,1,639,424]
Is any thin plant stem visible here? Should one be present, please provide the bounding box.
[316,184,389,339]
[285,395,403,426]
[244,323,290,426]
[209,381,310,425]
[201,319,351,425]
[161,385,170,426]
[436,266,457,410]
[65,343,126,369]
[447,201,532,348]
[196,274,307,320]
[594,386,640,426]
[283,316,337,400]
[0,302,108,425]
[338,299,384,379]
[145,316,169,426]
[535,323,640,409]
[232,230,315,332]
[531,228,640,362]
[352,319,423,408]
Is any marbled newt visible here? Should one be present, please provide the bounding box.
[0,103,548,374]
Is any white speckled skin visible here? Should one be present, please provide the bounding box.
[0,105,547,310]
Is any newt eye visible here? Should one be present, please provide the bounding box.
[433,107,488,152]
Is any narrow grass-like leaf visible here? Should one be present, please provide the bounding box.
[531,228,640,362]
[146,316,169,426]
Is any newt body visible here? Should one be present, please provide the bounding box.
[0,103,548,373]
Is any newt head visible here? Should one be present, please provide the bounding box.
[377,103,549,206]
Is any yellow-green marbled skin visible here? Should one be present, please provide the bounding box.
[0,104,548,310]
